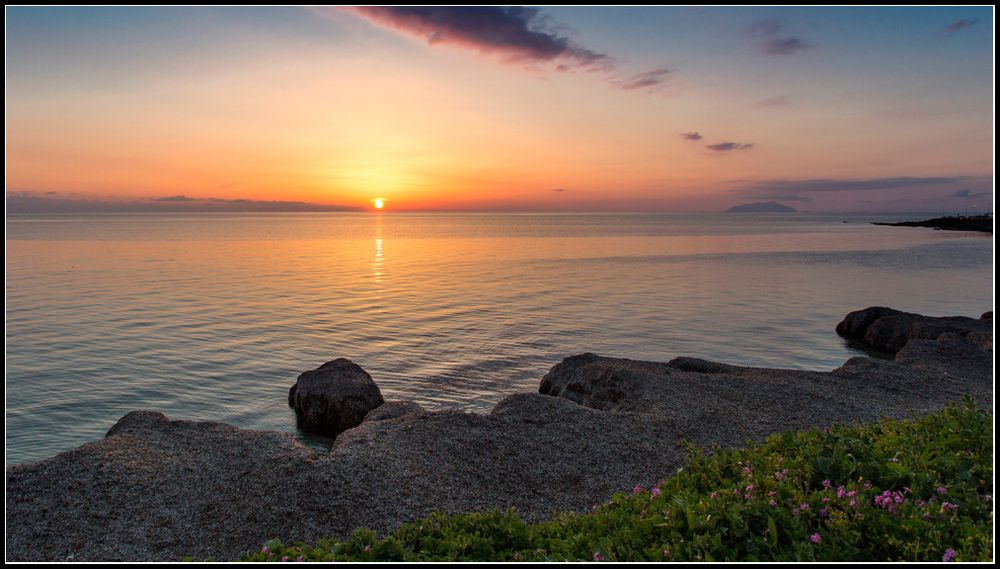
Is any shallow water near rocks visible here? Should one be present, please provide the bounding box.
[5,212,993,464]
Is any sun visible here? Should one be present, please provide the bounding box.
[373,198,384,210]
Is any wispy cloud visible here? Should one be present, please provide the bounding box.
[341,7,611,70]
[614,66,673,91]
[945,18,979,33]
[707,142,753,152]
[746,19,814,55]
[757,95,790,107]
[736,176,974,194]
[953,188,990,199]
[552,188,566,192]
[680,131,703,141]
[337,6,671,93]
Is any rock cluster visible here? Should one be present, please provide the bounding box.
[5,308,993,561]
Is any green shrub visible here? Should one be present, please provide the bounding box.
[238,399,993,562]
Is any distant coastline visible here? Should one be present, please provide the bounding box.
[725,201,797,213]
[872,214,992,233]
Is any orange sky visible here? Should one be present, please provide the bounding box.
[5,7,994,212]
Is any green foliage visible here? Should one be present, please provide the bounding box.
[237,401,993,562]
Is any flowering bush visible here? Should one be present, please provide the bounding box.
[237,399,992,562]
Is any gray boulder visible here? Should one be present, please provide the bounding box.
[288,359,384,437]
[836,306,991,353]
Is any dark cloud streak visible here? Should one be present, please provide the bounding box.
[339,6,672,94]
[342,7,611,69]
[7,192,360,213]
[738,176,972,194]
[946,18,979,33]
[746,19,813,55]
[615,67,672,91]
[707,142,753,152]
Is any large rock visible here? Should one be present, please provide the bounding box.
[836,306,992,353]
[834,306,904,339]
[287,359,384,437]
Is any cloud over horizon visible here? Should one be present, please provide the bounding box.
[707,142,754,152]
[680,131,703,141]
[7,192,361,214]
[953,188,990,199]
[736,176,975,194]
[746,19,814,55]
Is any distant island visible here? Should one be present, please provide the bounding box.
[872,215,992,234]
[726,201,797,213]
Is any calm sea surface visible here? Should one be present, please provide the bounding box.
[5,212,994,464]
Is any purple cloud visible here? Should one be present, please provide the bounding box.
[707,142,754,152]
[342,7,611,70]
[339,7,676,94]
[680,131,703,141]
[953,188,990,199]
[946,18,979,33]
[747,19,814,55]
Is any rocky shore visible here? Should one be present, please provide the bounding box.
[5,307,993,561]
[871,215,993,233]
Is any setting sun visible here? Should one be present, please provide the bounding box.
[373,198,385,209]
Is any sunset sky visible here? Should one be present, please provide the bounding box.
[5,6,994,213]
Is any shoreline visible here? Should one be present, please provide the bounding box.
[872,214,993,233]
[5,307,993,561]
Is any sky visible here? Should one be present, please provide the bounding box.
[5,6,995,213]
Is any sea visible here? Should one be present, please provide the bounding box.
[5,212,994,465]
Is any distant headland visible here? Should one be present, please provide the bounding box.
[872,214,992,233]
[726,201,797,213]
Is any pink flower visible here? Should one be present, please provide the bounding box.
[633,485,643,494]
[822,479,832,489]
[261,547,270,555]
[281,556,289,562]
[593,551,603,562]
[652,487,662,497]
[768,499,777,507]
[295,557,304,563]
[810,533,821,544]
[662,548,671,558]
[941,502,959,513]
[709,491,718,499]
[942,548,957,562]
[937,486,948,495]
[742,466,753,475]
